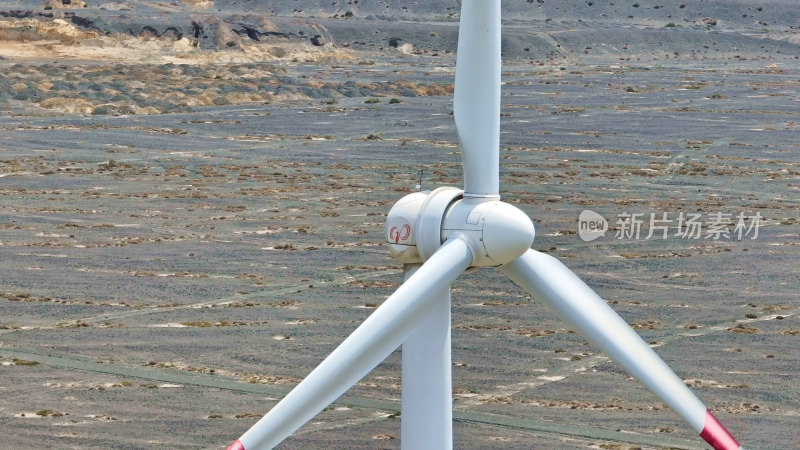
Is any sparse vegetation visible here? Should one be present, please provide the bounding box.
[180,320,247,327]
[730,324,759,334]
[12,358,40,366]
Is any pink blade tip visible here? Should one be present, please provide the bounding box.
[226,439,245,450]
[700,410,741,450]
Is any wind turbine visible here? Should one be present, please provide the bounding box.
[227,2,743,449]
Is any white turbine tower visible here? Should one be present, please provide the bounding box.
[227,2,743,449]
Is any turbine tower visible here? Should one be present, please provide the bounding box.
[228,2,743,449]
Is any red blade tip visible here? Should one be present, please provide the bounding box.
[700,410,741,450]
[226,439,245,450]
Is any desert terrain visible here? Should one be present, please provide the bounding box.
[1,1,798,449]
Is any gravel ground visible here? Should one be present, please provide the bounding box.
[1,2,798,449]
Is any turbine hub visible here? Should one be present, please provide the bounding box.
[386,188,535,267]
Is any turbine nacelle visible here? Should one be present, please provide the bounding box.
[385,188,535,267]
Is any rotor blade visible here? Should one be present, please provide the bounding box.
[401,264,453,449]
[499,250,742,450]
[453,0,501,198]
[228,237,474,450]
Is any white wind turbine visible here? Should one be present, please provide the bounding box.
[227,2,743,449]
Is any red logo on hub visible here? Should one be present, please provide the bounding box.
[389,224,411,243]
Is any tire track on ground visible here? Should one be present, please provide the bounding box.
[583,270,800,298]
[0,269,397,333]
[0,347,702,450]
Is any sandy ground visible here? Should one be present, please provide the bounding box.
[1,2,799,449]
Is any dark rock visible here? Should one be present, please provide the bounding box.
[64,13,97,29]
[240,24,260,41]
[310,34,325,46]
[161,27,183,40]
[139,26,159,38]
[0,10,53,19]
[191,21,203,39]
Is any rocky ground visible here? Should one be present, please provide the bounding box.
[0,1,799,449]
[1,0,799,115]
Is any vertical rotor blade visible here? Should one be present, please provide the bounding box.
[500,250,742,450]
[401,264,453,449]
[228,238,474,450]
[454,0,501,198]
